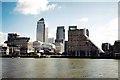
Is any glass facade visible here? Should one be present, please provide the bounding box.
[56,26,65,41]
[36,18,48,43]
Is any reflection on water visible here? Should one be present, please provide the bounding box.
[2,58,118,78]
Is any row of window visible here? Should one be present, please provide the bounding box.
[68,34,84,36]
[68,39,87,41]
[68,50,98,54]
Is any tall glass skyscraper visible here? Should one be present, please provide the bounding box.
[56,26,65,42]
[36,18,48,43]
[54,26,65,53]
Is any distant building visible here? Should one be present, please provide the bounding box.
[0,46,2,56]
[33,41,56,54]
[68,26,101,56]
[42,43,56,54]
[48,38,55,43]
[33,41,43,53]
[4,33,30,54]
[109,45,114,56]
[55,26,65,53]
[36,18,48,43]
[28,42,34,53]
[0,45,8,56]
[102,43,111,51]
[102,43,112,56]
[64,41,68,53]
[54,42,64,54]
[113,40,120,56]
[55,26,65,43]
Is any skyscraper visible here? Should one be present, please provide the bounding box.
[36,18,48,43]
[54,26,65,53]
[55,26,65,43]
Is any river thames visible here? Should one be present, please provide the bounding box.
[1,58,119,79]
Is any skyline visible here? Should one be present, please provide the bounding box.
[0,0,118,49]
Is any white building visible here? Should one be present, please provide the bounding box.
[48,38,55,43]
[33,41,56,54]
[33,41,43,53]
[0,44,9,55]
[27,42,34,53]
[54,42,64,54]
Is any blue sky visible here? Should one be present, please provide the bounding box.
[0,0,118,48]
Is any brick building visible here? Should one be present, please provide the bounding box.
[68,26,101,56]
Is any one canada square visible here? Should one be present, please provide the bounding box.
[36,18,48,43]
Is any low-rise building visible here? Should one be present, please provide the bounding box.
[33,41,56,54]
[4,33,30,54]
[33,41,43,53]
[28,41,34,53]
[101,43,113,56]
[48,38,55,43]
[54,42,64,54]
[64,41,68,53]
[113,40,120,56]
[0,44,9,56]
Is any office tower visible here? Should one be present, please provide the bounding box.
[55,26,65,43]
[54,26,65,53]
[68,26,101,56]
[36,18,48,43]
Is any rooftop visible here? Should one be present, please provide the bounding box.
[39,18,44,21]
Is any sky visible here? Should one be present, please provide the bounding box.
[0,0,119,49]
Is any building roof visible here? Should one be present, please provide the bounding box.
[57,26,64,28]
[69,26,77,30]
[39,18,44,21]
[115,40,120,42]
[84,34,104,52]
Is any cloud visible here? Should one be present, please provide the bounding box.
[48,29,56,39]
[77,17,88,22]
[101,18,118,43]
[13,0,57,15]
[58,6,62,9]
[90,18,118,48]
[0,32,4,36]
[98,18,118,37]
[0,32,7,45]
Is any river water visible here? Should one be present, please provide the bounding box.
[1,58,119,78]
